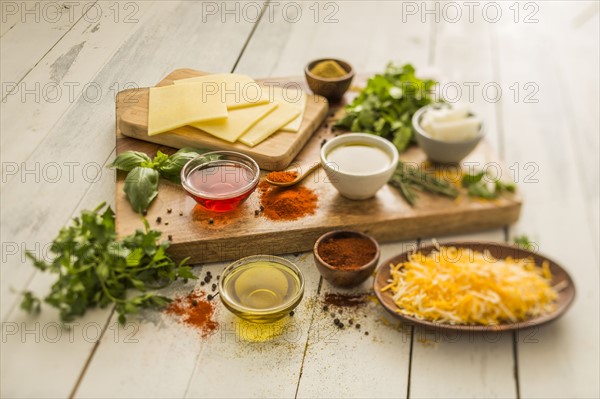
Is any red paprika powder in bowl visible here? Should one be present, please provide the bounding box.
[313,230,380,288]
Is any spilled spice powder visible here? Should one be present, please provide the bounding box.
[322,293,369,332]
[258,181,318,221]
[318,235,377,270]
[324,293,367,308]
[166,290,218,338]
[266,170,298,183]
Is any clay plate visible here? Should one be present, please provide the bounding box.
[373,242,576,332]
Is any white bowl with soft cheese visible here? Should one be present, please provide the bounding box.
[413,104,484,164]
[321,133,399,200]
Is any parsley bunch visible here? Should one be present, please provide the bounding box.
[335,63,438,152]
[21,203,195,324]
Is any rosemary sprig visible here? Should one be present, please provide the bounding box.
[389,162,459,206]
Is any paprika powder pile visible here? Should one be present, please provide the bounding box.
[318,235,376,270]
[258,181,318,221]
[165,290,219,338]
[265,171,298,183]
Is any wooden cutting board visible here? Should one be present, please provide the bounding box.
[118,69,329,170]
[115,73,521,264]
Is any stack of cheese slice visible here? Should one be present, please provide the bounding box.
[147,73,306,147]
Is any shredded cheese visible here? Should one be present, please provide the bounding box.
[381,246,558,325]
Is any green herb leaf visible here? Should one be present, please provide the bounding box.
[389,162,458,206]
[462,171,517,199]
[514,235,535,250]
[20,291,41,314]
[123,167,159,214]
[151,151,170,169]
[158,147,210,183]
[461,171,485,187]
[108,151,151,172]
[335,63,438,152]
[21,203,196,325]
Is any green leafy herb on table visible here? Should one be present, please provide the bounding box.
[109,147,209,214]
[388,162,459,206]
[461,171,516,199]
[514,235,536,250]
[21,203,195,325]
[334,63,438,152]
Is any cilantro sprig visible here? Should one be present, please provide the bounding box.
[21,203,195,324]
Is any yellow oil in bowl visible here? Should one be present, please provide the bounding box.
[219,255,304,323]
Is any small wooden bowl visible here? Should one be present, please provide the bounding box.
[313,230,380,288]
[304,58,354,103]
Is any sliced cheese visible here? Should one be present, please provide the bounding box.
[148,83,227,136]
[173,74,268,109]
[190,102,277,143]
[263,86,306,132]
[238,102,300,147]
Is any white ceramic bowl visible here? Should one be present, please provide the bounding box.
[320,133,399,200]
[412,105,484,164]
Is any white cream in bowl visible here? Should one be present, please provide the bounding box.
[320,133,399,200]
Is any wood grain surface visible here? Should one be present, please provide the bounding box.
[115,73,521,264]
[4,2,597,398]
[118,68,329,170]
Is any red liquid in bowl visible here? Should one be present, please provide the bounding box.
[185,161,257,212]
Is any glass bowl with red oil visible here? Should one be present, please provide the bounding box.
[180,151,260,212]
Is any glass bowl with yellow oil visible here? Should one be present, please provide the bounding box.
[219,255,305,323]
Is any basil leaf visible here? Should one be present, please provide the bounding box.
[123,167,159,214]
[108,151,151,172]
[159,147,210,183]
[152,151,170,169]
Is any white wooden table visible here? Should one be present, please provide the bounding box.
[1,1,598,398]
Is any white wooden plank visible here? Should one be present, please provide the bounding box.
[0,1,95,87]
[409,15,517,398]
[409,230,517,399]
[494,3,600,397]
[1,2,257,397]
[548,7,599,258]
[184,254,321,399]
[235,1,432,78]
[0,1,154,187]
[74,260,225,399]
[0,153,115,399]
[295,241,416,399]
[1,0,257,319]
[234,3,431,397]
